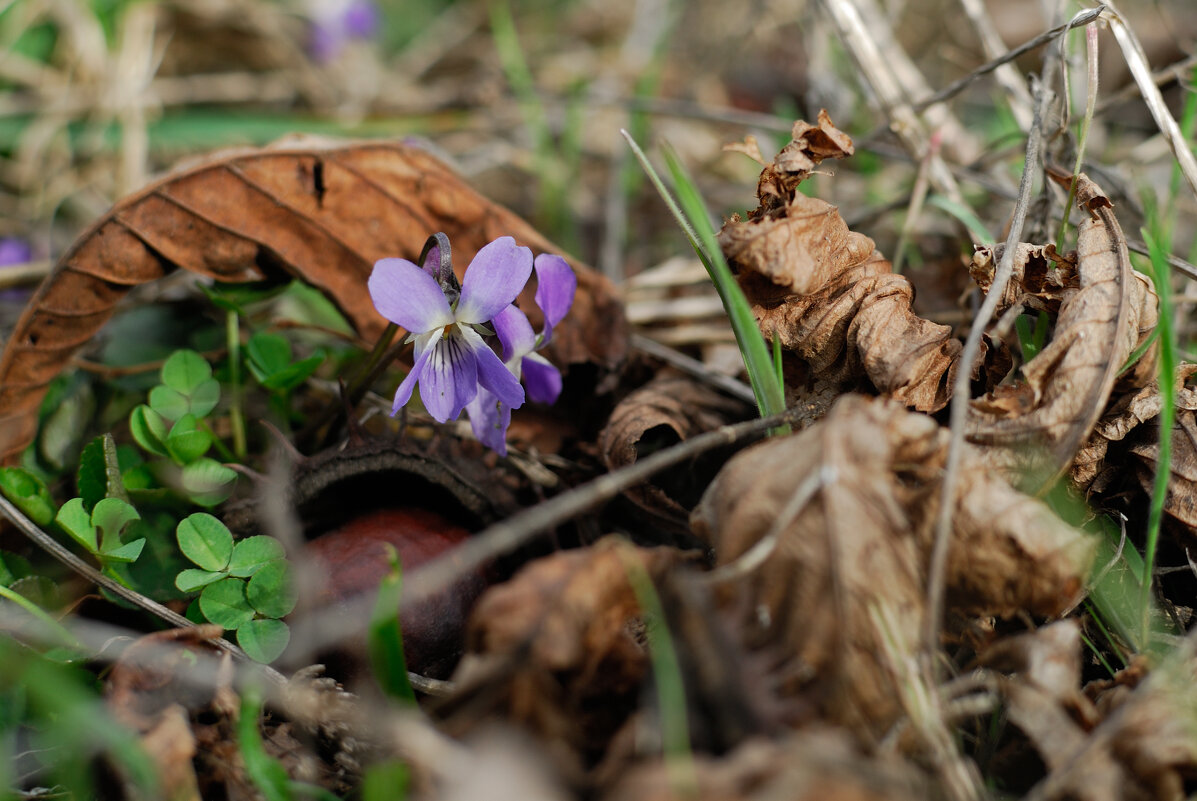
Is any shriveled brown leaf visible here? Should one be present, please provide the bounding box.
[0,136,627,462]
[978,621,1090,710]
[1073,364,1197,491]
[719,115,962,414]
[443,538,685,767]
[105,624,227,730]
[690,395,1094,737]
[601,729,927,801]
[1025,642,1197,801]
[598,371,746,532]
[967,174,1158,477]
[1127,407,1197,531]
[969,242,1076,316]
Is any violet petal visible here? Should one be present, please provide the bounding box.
[466,388,512,456]
[491,304,536,363]
[390,330,439,415]
[462,326,524,410]
[419,331,478,422]
[369,257,453,332]
[532,253,576,344]
[455,237,533,324]
[522,353,563,405]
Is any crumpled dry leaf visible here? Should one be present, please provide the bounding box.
[979,620,1089,708]
[0,136,627,463]
[443,538,685,768]
[719,114,962,414]
[690,394,1094,737]
[1022,642,1197,801]
[1072,364,1197,494]
[598,371,746,534]
[601,728,927,801]
[969,242,1076,316]
[967,174,1159,477]
[1127,406,1197,532]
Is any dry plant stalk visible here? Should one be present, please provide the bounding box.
[967,173,1158,477]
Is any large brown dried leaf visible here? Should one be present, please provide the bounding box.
[719,116,962,414]
[967,175,1158,476]
[690,395,1094,737]
[0,136,627,462]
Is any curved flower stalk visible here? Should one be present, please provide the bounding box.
[368,236,530,423]
[466,254,577,454]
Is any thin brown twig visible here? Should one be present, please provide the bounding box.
[0,488,286,684]
[924,64,1059,675]
[287,406,801,655]
[631,333,755,404]
[910,5,1106,114]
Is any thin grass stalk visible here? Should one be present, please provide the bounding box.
[925,73,1055,676]
[1056,22,1100,249]
[227,309,247,460]
[1104,2,1197,202]
[1140,227,1176,649]
[621,130,786,423]
[892,129,941,274]
[619,544,697,797]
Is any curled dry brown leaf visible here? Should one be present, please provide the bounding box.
[443,537,684,768]
[598,370,746,532]
[690,395,1094,738]
[966,174,1159,477]
[1017,643,1197,801]
[719,113,963,414]
[0,136,627,462]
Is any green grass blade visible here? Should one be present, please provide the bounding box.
[926,194,996,246]
[368,545,417,705]
[618,545,696,797]
[1139,226,1176,648]
[620,130,786,426]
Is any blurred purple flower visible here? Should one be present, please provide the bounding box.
[0,238,31,266]
[369,236,530,424]
[466,254,576,455]
[307,0,380,62]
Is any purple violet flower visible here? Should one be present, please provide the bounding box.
[307,0,380,62]
[368,236,530,423]
[0,237,31,266]
[466,254,576,455]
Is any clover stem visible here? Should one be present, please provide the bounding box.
[226,309,247,460]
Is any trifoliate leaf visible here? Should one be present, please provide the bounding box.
[199,578,254,629]
[237,618,290,663]
[246,561,296,619]
[176,512,233,571]
[228,536,286,578]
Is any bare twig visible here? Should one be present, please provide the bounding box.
[955,0,1036,130]
[1103,1,1197,203]
[288,407,801,655]
[910,6,1106,114]
[0,488,285,683]
[818,0,965,203]
[631,333,756,404]
[924,67,1059,671]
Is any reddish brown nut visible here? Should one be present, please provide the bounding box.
[304,506,487,678]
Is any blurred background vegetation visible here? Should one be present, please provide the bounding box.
[1,0,1193,298]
